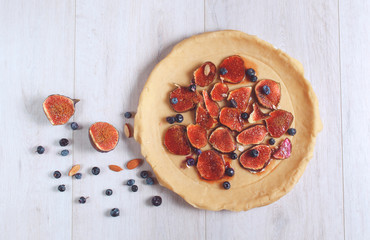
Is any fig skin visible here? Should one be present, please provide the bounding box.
[219,107,248,132]
[187,124,208,149]
[265,109,294,138]
[43,94,79,125]
[169,86,202,112]
[89,122,119,152]
[209,127,236,153]
[239,145,272,172]
[227,87,252,112]
[219,55,245,84]
[236,125,268,145]
[272,138,292,159]
[255,79,281,109]
[164,125,191,155]
[197,150,225,180]
[249,103,271,123]
[193,62,217,87]
[202,90,220,118]
[195,104,218,130]
[210,83,229,102]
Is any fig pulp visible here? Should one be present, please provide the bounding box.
[239,145,272,172]
[89,122,119,152]
[265,110,294,138]
[219,55,245,84]
[193,62,217,87]
[197,150,225,180]
[209,127,236,153]
[210,82,229,102]
[186,124,208,149]
[255,79,281,109]
[249,103,271,123]
[169,86,202,112]
[43,94,79,125]
[164,125,191,155]
[236,125,268,145]
[272,138,292,159]
[195,104,218,129]
[227,87,252,112]
[219,107,248,132]
[202,90,220,118]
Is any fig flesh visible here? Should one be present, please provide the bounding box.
[193,62,217,87]
[249,103,271,123]
[164,125,191,155]
[195,104,218,129]
[219,107,248,132]
[197,150,225,180]
[210,82,229,102]
[43,94,79,125]
[202,90,220,118]
[265,110,294,138]
[209,127,236,153]
[272,138,292,159]
[186,124,208,149]
[236,125,268,145]
[255,79,281,109]
[219,55,245,84]
[169,86,202,112]
[227,87,252,112]
[89,122,119,152]
[239,145,272,172]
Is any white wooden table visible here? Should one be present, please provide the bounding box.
[1,0,369,239]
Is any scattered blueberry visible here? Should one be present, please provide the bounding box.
[287,128,297,136]
[71,122,79,130]
[124,112,132,118]
[146,177,154,185]
[127,179,135,186]
[186,158,195,166]
[250,149,259,157]
[230,99,238,108]
[250,75,258,82]
[110,208,120,217]
[241,112,249,120]
[58,184,66,192]
[269,138,276,145]
[175,114,184,123]
[131,185,138,192]
[36,146,45,154]
[262,85,271,95]
[92,167,100,175]
[189,83,196,92]
[220,68,228,75]
[105,189,113,196]
[140,171,149,179]
[152,196,162,206]
[59,138,69,147]
[225,168,235,177]
[60,149,69,156]
[230,152,238,160]
[53,171,61,179]
[246,68,256,77]
[170,97,178,104]
[194,149,202,155]
[74,173,82,179]
[223,181,231,190]
[166,116,176,124]
[79,196,86,204]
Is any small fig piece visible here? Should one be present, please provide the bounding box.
[255,79,281,109]
[272,138,292,160]
[193,62,217,87]
[197,150,225,180]
[209,127,236,153]
[202,90,220,118]
[89,122,119,152]
[43,94,79,125]
[236,125,268,145]
[239,145,272,172]
[169,86,202,112]
[219,55,245,84]
[210,82,229,102]
[249,103,271,123]
[227,87,252,112]
[187,124,208,149]
[195,104,218,130]
[219,107,248,132]
[164,125,191,155]
[265,110,294,138]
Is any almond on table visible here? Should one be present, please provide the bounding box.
[109,165,123,172]
[68,164,80,176]
[126,159,142,170]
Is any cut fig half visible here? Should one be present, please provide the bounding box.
[219,55,245,84]
[249,103,271,123]
[265,109,294,138]
[169,86,202,112]
[209,127,236,153]
[219,107,248,132]
[202,90,220,118]
[43,94,79,125]
[164,125,191,155]
[255,79,281,109]
[186,124,208,149]
[195,104,218,129]
[227,87,252,112]
[239,145,272,172]
[236,125,268,145]
[89,122,119,152]
[210,82,229,102]
[197,150,225,180]
[272,138,292,159]
[193,61,217,87]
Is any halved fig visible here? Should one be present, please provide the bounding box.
[219,107,248,132]
[236,125,268,145]
[239,145,272,172]
[265,110,294,138]
[43,94,79,125]
[89,122,119,152]
[169,86,202,112]
[227,87,252,112]
[209,127,236,153]
[186,124,207,149]
[197,150,225,180]
[202,90,220,118]
[272,138,292,159]
[193,62,217,87]
[249,103,271,123]
[195,104,218,129]
[255,79,281,109]
[219,55,245,84]
[164,125,191,155]
[210,82,229,102]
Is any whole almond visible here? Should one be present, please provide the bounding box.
[204,64,211,76]
[126,158,142,170]
[124,123,132,138]
[68,164,80,176]
[109,165,123,172]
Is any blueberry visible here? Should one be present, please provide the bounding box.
[59,138,69,147]
[146,177,154,185]
[124,112,132,118]
[71,122,79,130]
[79,196,86,204]
[225,168,235,177]
[189,83,196,92]
[105,189,113,196]
[110,208,120,217]
[140,171,149,178]
[74,173,82,179]
[186,158,195,166]
[230,152,238,160]
[53,171,61,179]
[250,75,258,82]
[230,99,238,108]
[131,185,138,192]
[269,138,276,145]
[91,167,100,175]
[246,68,256,77]
[127,179,135,186]
[58,184,66,192]
[36,146,45,154]
[175,114,184,123]
[166,116,176,124]
[220,68,228,75]
[194,149,202,155]
[170,98,178,104]
[250,149,259,157]
[60,149,69,156]
[241,112,249,120]
[262,85,271,95]
[223,181,231,190]
[152,196,162,206]
[287,128,297,136]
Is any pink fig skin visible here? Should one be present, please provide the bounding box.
[272,138,292,160]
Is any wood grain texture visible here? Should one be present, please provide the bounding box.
[340,0,370,239]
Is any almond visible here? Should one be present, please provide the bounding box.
[204,64,211,76]
[126,158,142,170]
[68,164,80,176]
[109,165,123,172]
[124,123,132,138]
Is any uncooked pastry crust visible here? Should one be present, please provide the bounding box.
[134,30,322,211]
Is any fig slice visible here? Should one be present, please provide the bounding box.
[164,125,191,155]
[202,90,220,118]
[255,79,281,109]
[195,104,218,130]
[197,150,225,180]
[272,138,292,160]
[193,61,217,87]
[169,86,202,112]
[210,82,229,102]
[89,122,119,152]
[265,110,294,138]
[219,55,245,84]
[236,125,268,145]
[209,127,236,153]
[239,145,272,172]
[219,107,248,132]
[186,124,208,149]
[249,103,271,123]
[43,94,79,125]
[227,87,252,112]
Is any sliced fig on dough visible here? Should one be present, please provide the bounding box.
[195,104,218,129]
[209,127,236,153]
[193,61,217,87]
[210,82,229,102]
[219,107,248,132]
[249,103,271,123]
[202,90,220,118]
[197,150,225,180]
[265,110,294,138]
[227,87,252,112]
[164,125,191,155]
[239,145,272,172]
[255,79,281,109]
[219,55,245,84]
[169,86,202,112]
[236,125,268,145]
[272,138,292,160]
[186,124,208,149]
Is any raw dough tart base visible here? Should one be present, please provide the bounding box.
[134,30,322,211]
